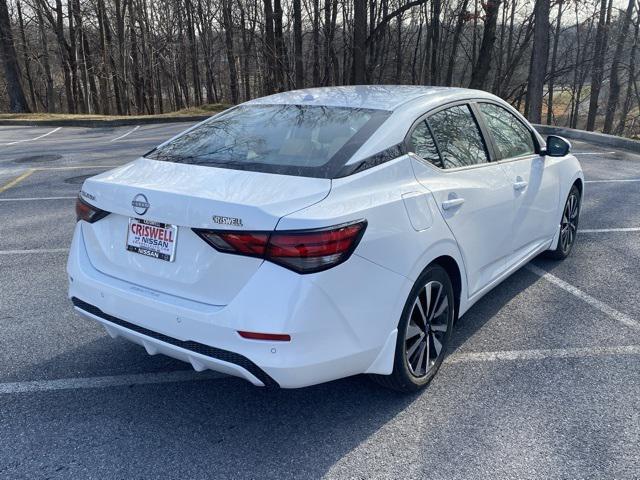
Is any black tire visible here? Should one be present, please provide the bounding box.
[546,184,581,260]
[370,264,455,393]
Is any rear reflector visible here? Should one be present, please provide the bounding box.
[194,220,367,274]
[75,197,109,223]
[238,331,291,342]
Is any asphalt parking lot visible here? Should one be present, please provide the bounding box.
[0,123,639,479]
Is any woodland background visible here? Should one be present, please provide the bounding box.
[0,0,638,138]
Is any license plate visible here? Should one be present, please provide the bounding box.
[126,218,178,262]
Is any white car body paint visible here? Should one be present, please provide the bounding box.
[68,86,584,388]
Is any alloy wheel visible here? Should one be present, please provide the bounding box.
[560,191,579,254]
[404,280,450,378]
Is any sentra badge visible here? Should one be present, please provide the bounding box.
[213,215,243,227]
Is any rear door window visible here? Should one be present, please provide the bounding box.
[408,121,443,168]
[427,105,489,169]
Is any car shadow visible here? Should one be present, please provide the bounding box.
[13,264,543,478]
[449,265,540,351]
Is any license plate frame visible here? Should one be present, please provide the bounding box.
[126,218,178,262]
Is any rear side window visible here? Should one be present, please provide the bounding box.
[146,104,390,179]
[408,121,443,168]
[479,103,535,159]
[427,105,489,169]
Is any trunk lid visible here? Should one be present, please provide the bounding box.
[79,158,331,305]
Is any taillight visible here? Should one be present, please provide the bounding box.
[193,220,367,274]
[75,197,109,223]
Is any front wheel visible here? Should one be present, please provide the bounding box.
[370,264,454,392]
[546,184,581,260]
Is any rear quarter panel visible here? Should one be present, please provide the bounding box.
[278,155,468,317]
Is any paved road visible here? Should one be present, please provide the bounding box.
[0,124,639,479]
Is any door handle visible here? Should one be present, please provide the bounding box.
[513,180,528,191]
[441,197,465,210]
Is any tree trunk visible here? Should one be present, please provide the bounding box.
[395,13,403,82]
[222,0,239,103]
[586,0,614,131]
[311,0,320,86]
[238,1,251,101]
[603,0,635,133]
[323,0,337,85]
[546,0,563,125]
[16,0,36,110]
[525,0,550,123]
[35,0,54,111]
[616,15,639,135]
[273,0,286,90]
[351,0,367,84]
[185,0,202,105]
[446,0,470,87]
[469,0,502,90]
[263,0,276,93]
[430,0,441,85]
[100,0,122,114]
[0,0,30,112]
[293,0,304,88]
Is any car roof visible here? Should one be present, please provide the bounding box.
[244,85,492,111]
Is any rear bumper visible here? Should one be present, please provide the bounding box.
[67,223,411,388]
[72,297,276,387]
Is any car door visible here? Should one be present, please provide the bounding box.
[476,102,560,266]
[409,103,515,297]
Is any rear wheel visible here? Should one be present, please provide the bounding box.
[547,185,581,260]
[371,264,454,392]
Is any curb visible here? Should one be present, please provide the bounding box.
[0,115,212,128]
[534,124,640,154]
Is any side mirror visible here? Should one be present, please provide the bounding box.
[544,135,571,157]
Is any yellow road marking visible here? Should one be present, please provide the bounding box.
[0,164,120,194]
[0,169,35,193]
[31,165,119,171]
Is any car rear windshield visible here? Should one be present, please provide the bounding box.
[145,104,390,178]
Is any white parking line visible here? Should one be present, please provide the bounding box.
[0,248,68,255]
[525,264,639,330]
[579,227,640,233]
[3,127,62,146]
[585,178,640,183]
[110,125,140,142]
[0,370,223,395]
[573,151,617,155]
[1,343,638,395]
[0,196,76,202]
[446,344,640,364]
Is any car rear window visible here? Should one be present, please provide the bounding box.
[146,104,390,178]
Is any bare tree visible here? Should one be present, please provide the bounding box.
[0,0,637,139]
[525,0,550,123]
[469,0,502,90]
[0,0,30,112]
[603,0,635,133]
[292,0,303,88]
[351,0,367,84]
[586,0,614,131]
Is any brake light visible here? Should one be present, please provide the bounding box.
[75,197,109,223]
[193,220,367,274]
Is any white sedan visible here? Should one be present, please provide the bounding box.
[68,86,583,391]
